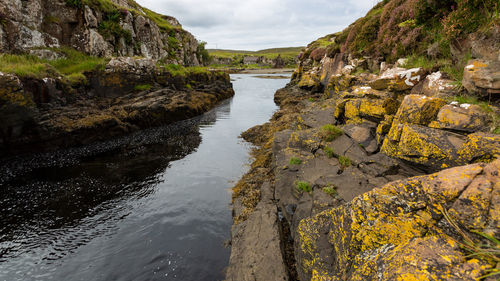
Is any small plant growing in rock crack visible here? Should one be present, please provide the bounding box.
[324,146,335,158]
[338,156,351,168]
[308,97,315,102]
[289,157,302,165]
[322,185,337,197]
[321,124,343,142]
[295,181,312,193]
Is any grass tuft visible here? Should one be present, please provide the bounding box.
[322,185,338,197]
[295,181,312,193]
[338,156,352,168]
[321,124,343,142]
[289,157,302,165]
[324,146,335,158]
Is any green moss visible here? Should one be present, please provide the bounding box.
[339,156,352,168]
[134,84,152,91]
[321,124,343,142]
[324,146,335,158]
[43,15,60,24]
[295,181,312,193]
[289,157,302,165]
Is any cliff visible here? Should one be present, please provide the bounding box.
[0,0,234,158]
[0,0,207,65]
[227,1,500,280]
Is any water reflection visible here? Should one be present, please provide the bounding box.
[0,74,289,281]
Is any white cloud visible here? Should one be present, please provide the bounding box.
[135,0,378,50]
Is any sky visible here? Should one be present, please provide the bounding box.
[135,0,380,51]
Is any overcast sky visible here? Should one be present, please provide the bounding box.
[135,0,379,51]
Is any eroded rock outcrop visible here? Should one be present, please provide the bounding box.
[297,160,499,281]
[0,0,205,65]
[0,59,234,157]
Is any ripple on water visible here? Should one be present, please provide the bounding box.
[0,73,290,281]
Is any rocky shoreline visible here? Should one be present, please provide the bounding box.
[226,55,499,281]
[0,57,234,158]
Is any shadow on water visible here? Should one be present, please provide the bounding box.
[0,74,289,281]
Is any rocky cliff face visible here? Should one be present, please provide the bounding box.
[0,0,204,65]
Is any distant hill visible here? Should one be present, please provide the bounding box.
[207,47,304,59]
[207,47,304,68]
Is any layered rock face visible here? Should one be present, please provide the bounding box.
[0,0,203,65]
[0,58,234,157]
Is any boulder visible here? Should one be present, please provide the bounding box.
[429,104,492,133]
[319,53,347,85]
[382,124,465,169]
[298,72,321,90]
[29,49,64,60]
[369,67,425,91]
[457,132,500,163]
[393,94,446,126]
[106,57,157,74]
[417,71,456,98]
[326,74,356,95]
[295,161,498,280]
[462,60,500,97]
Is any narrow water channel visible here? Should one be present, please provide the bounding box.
[0,73,290,281]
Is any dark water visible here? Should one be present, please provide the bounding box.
[0,74,290,281]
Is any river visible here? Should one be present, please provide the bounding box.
[0,73,290,281]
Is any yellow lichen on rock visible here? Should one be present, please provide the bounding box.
[299,72,321,89]
[295,161,496,280]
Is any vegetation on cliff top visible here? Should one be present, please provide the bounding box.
[0,48,106,84]
[303,0,499,66]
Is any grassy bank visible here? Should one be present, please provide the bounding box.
[0,48,107,84]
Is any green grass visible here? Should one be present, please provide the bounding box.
[339,156,352,168]
[308,97,316,102]
[324,146,335,158]
[322,185,338,197]
[134,84,152,91]
[442,208,500,279]
[289,157,302,165]
[159,63,210,76]
[207,47,302,68]
[321,124,343,142]
[405,51,472,86]
[295,181,312,193]
[0,47,107,82]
